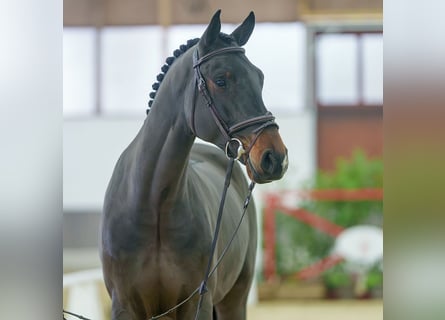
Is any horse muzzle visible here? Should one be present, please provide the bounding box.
[246,148,288,183]
[241,125,287,184]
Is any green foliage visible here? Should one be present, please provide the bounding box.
[366,271,383,289]
[314,149,383,189]
[322,262,352,288]
[365,263,383,289]
[274,211,332,275]
[273,149,383,277]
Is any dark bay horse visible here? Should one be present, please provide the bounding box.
[100,10,288,320]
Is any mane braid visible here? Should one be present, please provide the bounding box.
[146,38,200,115]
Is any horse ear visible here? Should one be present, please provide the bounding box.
[201,9,222,48]
[230,11,255,46]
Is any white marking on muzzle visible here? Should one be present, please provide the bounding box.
[282,154,289,172]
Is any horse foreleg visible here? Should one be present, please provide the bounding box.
[213,294,247,320]
[110,291,132,320]
[213,257,254,320]
[178,294,214,320]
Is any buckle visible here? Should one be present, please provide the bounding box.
[225,138,245,160]
[198,79,206,92]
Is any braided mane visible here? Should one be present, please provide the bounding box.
[146,38,199,115]
[146,33,235,115]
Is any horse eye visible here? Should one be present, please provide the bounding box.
[215,79,226,87]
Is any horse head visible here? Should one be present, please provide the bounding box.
[188,10,288,184]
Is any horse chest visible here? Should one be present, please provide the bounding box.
[158,206,213,255]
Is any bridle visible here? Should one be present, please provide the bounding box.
[192,46,278,160]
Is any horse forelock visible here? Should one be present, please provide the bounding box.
[218,32,235,44]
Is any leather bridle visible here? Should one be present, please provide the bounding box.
[192,46,278,160]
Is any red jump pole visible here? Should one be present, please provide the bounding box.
[263,193,279,283]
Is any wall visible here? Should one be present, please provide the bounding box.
[63,111,316,212]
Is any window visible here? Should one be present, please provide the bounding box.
[362,34,383,104]
[63,28,96,116]
[167,24,206,53]
[63,23,307,117]
[101,26,163,116]
[245,23,306,114]
[315,32,383,107]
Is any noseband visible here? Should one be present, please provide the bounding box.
[192,46,278,160]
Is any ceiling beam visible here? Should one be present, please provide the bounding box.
[64,0,382,27]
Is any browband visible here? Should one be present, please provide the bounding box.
[193,47,245,68]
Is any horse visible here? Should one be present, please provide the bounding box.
[100,10,288,320]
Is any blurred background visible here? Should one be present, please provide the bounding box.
[63,0,382,319]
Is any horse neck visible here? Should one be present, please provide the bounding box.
[132,52,195,214]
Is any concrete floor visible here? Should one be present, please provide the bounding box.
[247,300,383,320]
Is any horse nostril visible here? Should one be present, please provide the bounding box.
[260,150,277,175]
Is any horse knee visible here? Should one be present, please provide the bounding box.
[110,291,132,320]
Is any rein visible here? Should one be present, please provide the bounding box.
[194,158,254,320]
[150,160,255,320]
